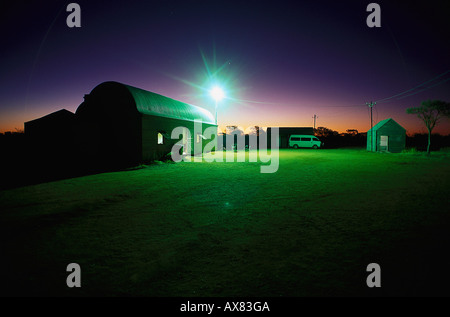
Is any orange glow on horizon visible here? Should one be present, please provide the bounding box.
[2,116,449,136]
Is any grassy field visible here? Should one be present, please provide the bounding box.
[1,148,450,297]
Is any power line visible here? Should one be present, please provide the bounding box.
[316,104,365,108]
[375,69,450,103]
[394,77,450,100]
[316,69,450,109]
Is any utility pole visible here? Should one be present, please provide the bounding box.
[312,114,318,129]
[366,101,376,151]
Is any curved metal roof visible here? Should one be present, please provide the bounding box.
[76,81,216,125]
[123,84,215,124]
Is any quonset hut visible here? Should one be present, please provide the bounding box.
[74,81,217,166]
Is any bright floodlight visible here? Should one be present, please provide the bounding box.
[210,86,225,101]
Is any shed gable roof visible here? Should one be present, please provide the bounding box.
[25,109,75,125]
[368,118,406,133]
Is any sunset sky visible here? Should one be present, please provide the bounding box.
[1,0,449,135]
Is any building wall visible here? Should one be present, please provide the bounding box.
[24,110,78,168]
[366,130,376,151]
[76,105,142,167]
[367,120,406,153]
[377,120,406,153]
[141,115,217,161]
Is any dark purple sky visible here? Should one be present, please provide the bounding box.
[1,0,449,134]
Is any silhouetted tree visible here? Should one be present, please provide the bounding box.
[226,125,240,134]
[225,126,245,150]
[346,129,358,135]
[314,127,339,138]
[248,126,260,136]
[406,100,450,154]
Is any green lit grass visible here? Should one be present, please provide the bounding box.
[1,149,449,296]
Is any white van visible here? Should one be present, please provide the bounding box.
[289,135,322,149]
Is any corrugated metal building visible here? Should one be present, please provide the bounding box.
[367,118,406,153]
[75,81,217,165]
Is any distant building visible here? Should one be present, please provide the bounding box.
[25,109,75,138]
[266,127,315,148]
[24,109,77,159]
[367,118,406,153]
